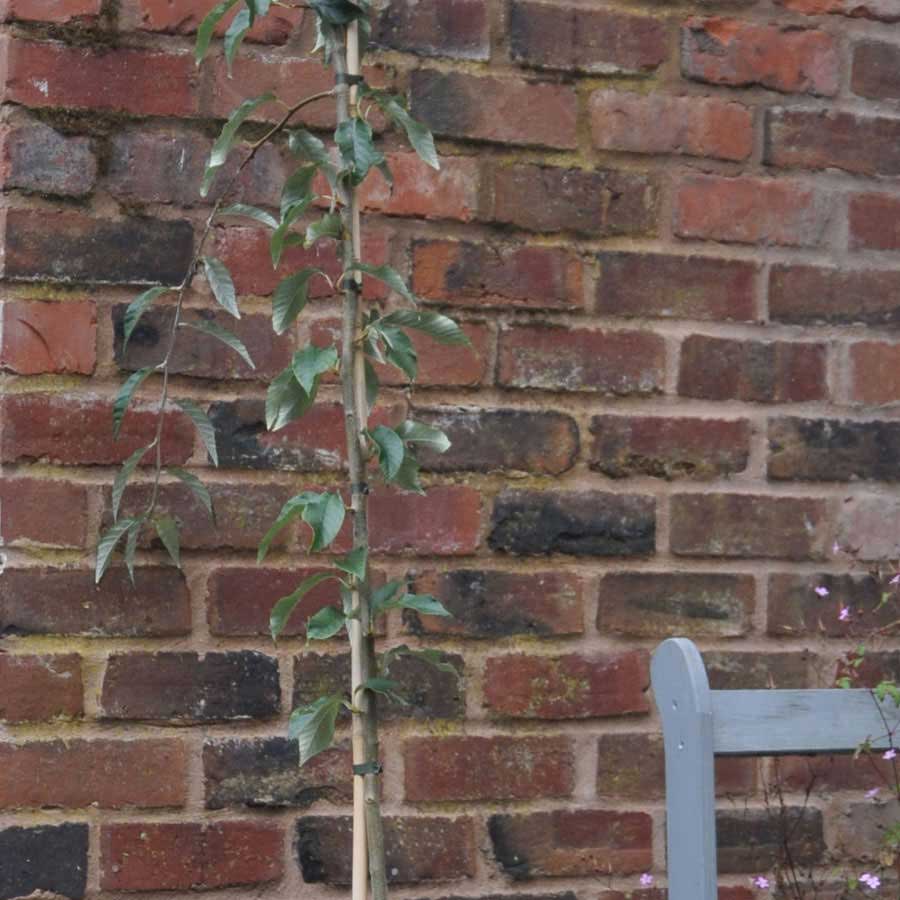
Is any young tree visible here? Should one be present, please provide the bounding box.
[96,4,467,899]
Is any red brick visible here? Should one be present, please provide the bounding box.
[765,108,900,177]
[770,264,900,327]
[670,494,830,561]
[849,341,900,404]
[405,736,574,802]
[0,654,83,723]
[778,754,892,792]
[674,174,829,247]
[411,69,577,150]
[589,415,751,480]
[0,740,187,809]
[370,485,481,555]
[590,90,752,161]
[101,822,283,891]
[1,0,100,22]
[704,650,810,689]
[849,192,900,252]
[597,572,755,639]
[498,324,665,395]
[0,393,193,466]
[1,37,198,117]
[852,40,900,100]
[1,300,95,374]
[413,240,581,310]
[717,807,823,873]
[489,809,652,877]
[682,18,838,96]
[597,251,758,321]
[0,478,88,547]
[407,570,584,639]
[297,816,475,884]
[510,1,668,75]
[2,567,191,637]
[777,0,900,20]
[374,0,489,60]
[0,120,96,196]
[488,164,658,236]
[836,496,900,561]
[483,651,650,719]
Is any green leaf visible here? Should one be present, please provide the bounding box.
[392,450,424,494]
[195,0,240,64]
[272,269,322,335]
[382,327,417,381]
[367,90,439,170]
[288,694,343,766]
[281,165,317,220]
[173,398,218,467]
[379,309,469,345]
[112,444,151,522]
[370,579,403,615]
[334,547,367,581]
[381,644,458,677]
[396,420,451,453]
[302,491,345,552]
[95,517,139,584]
[370,425,404,481]
[357,677,407,705]
[246,0,272,17]
[335,117,383,186]
[257,491,320,563]
[167,467,215,521]
[219,203,279,230]
[309,0,367,25]
[270,201,312,268]
[181,318,255,369]
[202,257,240,318]
[387,593,451,617]
[113,367,154,439]
[265,368,313,431]
[364,358,379,408]
[123,517,142,585]
[123,286,170,350]
[305,213,342,247]
[202,92,275,196]
[270,571,337,640]
[292,344,338,394]
[306,605,346,641]
[350,263,415,305]
[223,5,251,73]
[154,515,181,567]
[288,129,338,187]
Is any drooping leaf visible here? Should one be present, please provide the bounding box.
[281,165,317,220]
[306,605,347,641]
[367,90,439,170]
[219,203,279,230]
[292,344,339,394]
[202,92,275,196]
[181,318,255,369]
[195,0,240,64]
[396,420,451,453]
[95,517,140,584]
[123,517,142,585]
[357,677,407,705]
[370,425,404,481]
[350,262,415,305]
[385,593,451,617]
[288,694,344,766]
[379,309,469,345]
[113,367,154,439]
[223,5,251,73]
[392,449,424,494]
[270,201,312,268]
[335,117,383,185]
[370,579,403,615]
[112,444,151,522]
[272,269,322,334]
[301,491,345,552]
[288,129,338,187]
[123,286,170,350]
[154,515,181,567]
[334,547,367,581]
[381,326,417,381]
[308,0,367,26]
[257,491,320,562]
[270,571,337,640]
[381,644,459,676]
[173,398,219,467]
[202,257,240,318]
[265,368,314,431]
[167,467,215,521]
[305,213,343,247]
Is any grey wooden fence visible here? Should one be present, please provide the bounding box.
[651,637,900,900]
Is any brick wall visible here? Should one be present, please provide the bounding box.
[1,0,899,897]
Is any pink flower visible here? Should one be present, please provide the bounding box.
[839,606,851,622]
[639,873,654,888]
[859,872,881,890]
[883,748,897,761]
[865,787,880,800]
[752,875,771,890]
[890,573,900,586]
[814,585,830,598]
[833,541,842,555]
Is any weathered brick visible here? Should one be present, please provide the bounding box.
[101,652,280,723]
[0,739,187,809]
[298,816,476,884]
[0,121,96,196]
[678,335,827,403]
[765,108,900,176]
[704,651,810,689]
[490,490,655,557]
[840,650,900,687]
[204,739,351,809]
[597,251,758,322]
[416,408,578,474]
[0,477,88,547]
[411,69,577,149]
[682,19,839,95]
[498,325,665,395]
[852,40,900,101]
[0,823,88,900]
[832,800,900,862]
[590,416,750,480]
[778,753,892,792]
[770,264,900,327]
[597,572,755,639]
[717,808,824,873]
[488,164,658,236]
[405,736,574,802]
[1,208,193,285]
[101,822,283,891]
[1,37,198,117]
[113,306,292,381]
[769,417,900,482]
[670,494,829,560]
[1,299,96,375]
[0,654,83,722]
[673,174,830,247]
[483,651,649,719]
[590,91,752,161]
[2,567,190,637]
[849,341,900,404]
[849,193,900,252]
[406,570,584,639]
[293,651,465,721]
[413,240,581,311]
[836,496,900,561]
[777,0,900,20]
[373,0,489,60]
[601,891,754,900]
[510,1,667,74]
[489,809,652,878]
[2,0,101,22]
[0,393,192,465]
